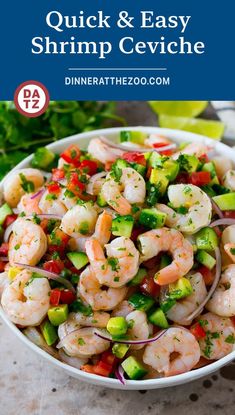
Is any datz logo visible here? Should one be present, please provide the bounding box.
[30,10,206,60]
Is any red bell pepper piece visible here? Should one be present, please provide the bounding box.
[0,242,9,256]
[43,259,64,274]
[50,289,61,306]
[224,211,235,219]
[47,182,61,194]
[80,160,98,176]
[52,168,65,182]
[81,364,96,374]
[123,152,146,166]
[60,289,76,304]
[61,145,81,167]
[101,350,117,367]
[3,214,17,229]
[190,322,206,339]
[140,276,160,297]
[93,361,113,377]
[67,172,86,196]
[190,171,211,186]
[199,154,209,163]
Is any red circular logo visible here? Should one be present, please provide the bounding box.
[14,80,50,117]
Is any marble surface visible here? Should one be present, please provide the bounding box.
[1,101,235,415]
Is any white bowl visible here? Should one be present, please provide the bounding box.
[0,126,234,390]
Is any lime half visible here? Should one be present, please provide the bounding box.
[149,101,208,117]
[159,115,224,140]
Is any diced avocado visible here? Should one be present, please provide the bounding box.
[163,159,179,181]
[129,267,147,286]
[121,356,147,380]
[178,154,200,173]
[159,254,171,269]
[212,193,235,211]
[97,192,108,207]
[120,131,147,145]
[149,169,169,194]
[139,208,167,229]
[111,215,134,238]
[48,304,68,326]
[160,297,176,313]
[131,163,146,177]
[31,147,55,170]
[67,252,89,270]
[196,227,219,251]
[148,308,169,328]
[114,159,130,169]
[112,343,130,359]
[128,293,155,312]
[196,250,216,270]
[8,267,21,281]
[148,151,161,167]
[41,320,58,346]
[168,277,193,300]
[107,317,128,336]
[202,162,219,184]
[0,203,13,225]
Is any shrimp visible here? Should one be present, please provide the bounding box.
[212,156,233,179]
[88,137,124,164]
[60,203,98,238]
[1,269,50,326]
[111,300,134,317]
[197,312,235,360]
[223,170,235,191]
[38,190,67,216]
[172,142,209,160]
[157,184,212,234]
[85,237,139,288]
[0,272,8,298]
[9,218,47,266]
[138,228,194,285]
[126,310,150,350]
[206,265,235,317]
[3,168,44,207]
[143,327,200,376]
[17,191,43,215]
[167,273,207,325]
[58,311,110,340]
[222,224,235,263]
[101,167,146,215]
[79,266,127,311]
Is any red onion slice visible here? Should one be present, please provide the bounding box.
[14,263,76,293]
[115,365,126,385]
[94,329,166,345]
[185,247,221,322]
[30,189,45,200]
[99,136,176,154]
[4,222,15,242]
[210,199,224,219]
[210,218,235,227]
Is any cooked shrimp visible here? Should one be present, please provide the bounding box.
[172,142,209,160]
[17,191,43,215]
[197,312,235,360]
[88,137,124,164]
[167,273,207,325]
[158,184,212,234]
[79,266,127,311]
[206,265,235,317]
[85,237,139,287]
[38,190,67,216]
[60,203,98,238]
[59,188,78,210]
[111,300,134,317]
[3,168,44,207]
[143,327,200,376]
[9,218,47,266]
[58,311,110,340]
[138,228,194,285]
[126,310,150,350]
[222,225,235,263]
[1,269,50,326]
[0,272,8,298]
[101,168,146,215]
[212,156,233,179]
[223,170,235,191]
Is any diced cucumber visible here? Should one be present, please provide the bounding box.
[168,277,193,300]
[120,131,147,145]
[41,320,58,346]
[0,203,13,225]
[129,268,147,286]
[114,159,130,169]
[128,293,155,312]
[196,250,216,270]
[97,193,108,207]
[67,252,89,270]
[121,356,147,380]
[139,208,167,229]
[31,147,55,170]
[202,162,219,184]
[212,193,235,211]
[112,343,130,358]
[148,151,161,167]
[48,304,69,326]
[131,163,146,177]
[196,227,218,251]
[178,154,199,173]
[148,308,169,328]
[149,169,169,194]
[111,215,134,238]
[159,254,171,269]
[107,317,128,336]
[160,297,176,313]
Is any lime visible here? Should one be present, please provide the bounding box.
[149,101,208,117]
[159,115,224,140]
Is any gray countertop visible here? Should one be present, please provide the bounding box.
[1,101,235,415]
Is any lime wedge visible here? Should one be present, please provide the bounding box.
[159,115,224,140]
[149,101,208,117]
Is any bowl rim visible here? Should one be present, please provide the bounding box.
[1,125,235,390]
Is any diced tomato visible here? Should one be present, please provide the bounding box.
[93,361,113,377]
[47,182,61,194]
[123,152,146,166]
[140,276,160,297]
[0,261,6,272]
[0,242,9,256]
[175,172,190,184]
[190,171,211,186]
[152,143,173,156]
[224,211,235,219]
[131,226,146,241]
[146,166,152,179]
[190,322,206,339]
[80,160,98,176]
[48,229,69,255]
[60,289,76,304]
[3,214,17,229]
[198,265,214,286]
[199,154,209,163]
[81,364,96,374]
[101,351,117,367]
[213,226,222,238]
[61,145,81,167]
[43,259,64,274]
[231,316,235,327]
[67,172,86,196]
[52,168,65,181]
[50,289,61,306]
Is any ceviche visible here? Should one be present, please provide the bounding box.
[0,131,235,384]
